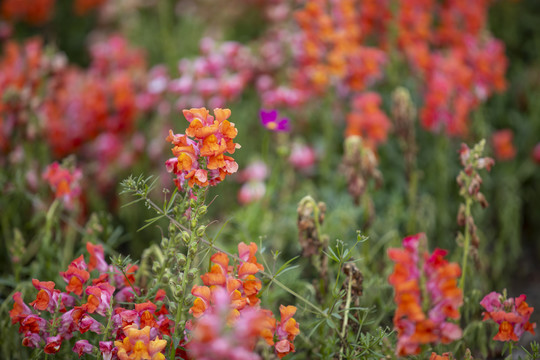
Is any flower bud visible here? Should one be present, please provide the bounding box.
[196,225,206,237]
[161,237,169,248]
[182,232,191,245]
[176,253,187,267]
[187,268,198,281]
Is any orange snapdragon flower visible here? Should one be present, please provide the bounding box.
[430,352,453,360]
[115,325,167,360]
[389,234,463,356]
[166,107,240,190]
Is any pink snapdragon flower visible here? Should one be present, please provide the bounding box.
[73,340,94,356]
[480,291,536,342]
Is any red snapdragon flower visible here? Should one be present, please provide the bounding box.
[491,129,517,161]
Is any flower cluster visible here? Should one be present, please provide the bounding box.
[189,242,300,359]
[42,35,145,159]
[9,242,171,358]
[42,161,82,210]
[420,36,507,136]
[1,0,55,24]
[293,0,387,96]
[166,107,240,190]
[480,291,536,342]
[345,92,391,149]
[0,35,148,199]
[388,233,463,356]
[1,0,107,24]
[140,38,255,113]
[253,0,507,140]
[0,38,52,156]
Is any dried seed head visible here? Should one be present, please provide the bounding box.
[297,196,326,257]
[342,262,363,298]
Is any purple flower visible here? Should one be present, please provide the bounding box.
[259,109,290,132]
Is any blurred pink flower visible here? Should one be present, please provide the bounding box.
[238,182,266,205]
[289,142,316,171]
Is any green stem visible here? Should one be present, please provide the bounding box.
[459,198,472,292]
[158,0,175,70]
[62,210,78,270]
[101,305,114,341]
[406,169,419,234]
[43,200,60,249]
[339,273,353,360]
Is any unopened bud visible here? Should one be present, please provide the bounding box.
[176,253,187,267]
[196,225,206,237]
[187,268,198,281]
[182,232,190,245]
[161,237,169,248]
